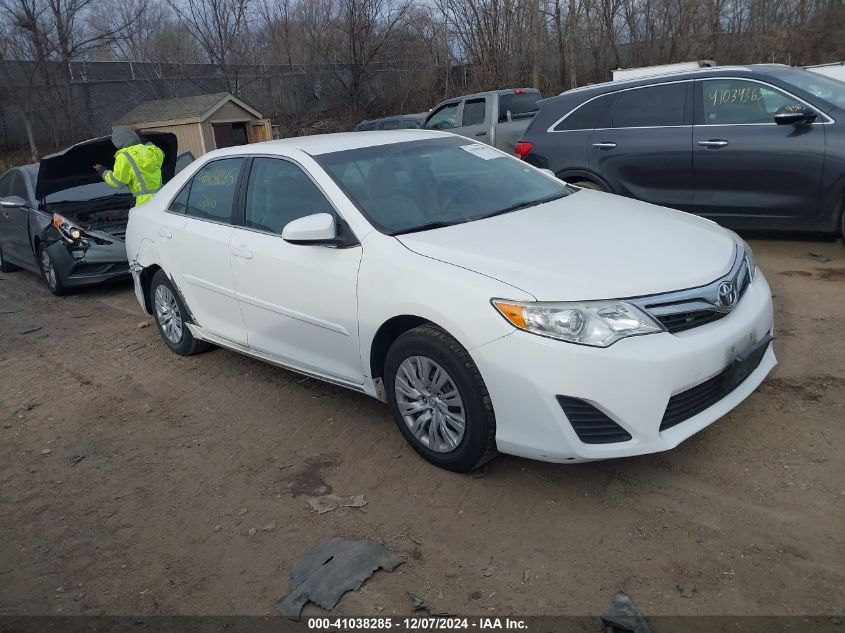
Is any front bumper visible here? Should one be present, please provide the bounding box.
[47,239,130,287]
[472,271,776,462]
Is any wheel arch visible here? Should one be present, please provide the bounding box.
[139,264,164,314]
[555,168,613,192]
[369,314,470,383]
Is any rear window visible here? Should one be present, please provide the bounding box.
[498,92,540,122]
[612,83,687,128]
[554,93,617,131]
[357,122,376,131]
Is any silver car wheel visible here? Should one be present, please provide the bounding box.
[40,249,56,289]
[154,284,183,344]
[395,356,466,453]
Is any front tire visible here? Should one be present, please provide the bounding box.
[38,244,67,296]
[149,270,211,356]
[384,324,497,472]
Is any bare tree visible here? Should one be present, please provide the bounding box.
[165,0,252,92]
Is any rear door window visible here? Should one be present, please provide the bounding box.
[174,157,244,223]
[380,119,401,130]
[612,83,687,128]
[461,99,487,126]
[699,79,804,125]
[402,119,421,129]
[424,102,460,130]
[554,93,617,131]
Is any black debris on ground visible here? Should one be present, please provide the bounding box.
[275,537,404,619]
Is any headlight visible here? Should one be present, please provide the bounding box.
[728,230,756,281]
[52,213,84,243]
[492,299,664,347]
[742,239,756,281]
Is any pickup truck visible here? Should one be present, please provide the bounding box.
[421,88,542,153]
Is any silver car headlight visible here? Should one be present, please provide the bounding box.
[492,299,664,347]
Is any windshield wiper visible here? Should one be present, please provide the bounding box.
[390,220,468,236]
[478,191,568,220]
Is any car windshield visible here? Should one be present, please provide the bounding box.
[778,68,845,108]
[313,137,569,235]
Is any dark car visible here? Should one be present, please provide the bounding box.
[0,132,178,295]
[516,65,845,240]
[354,113,427,131]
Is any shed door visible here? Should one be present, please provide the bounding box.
[213,123,233,149]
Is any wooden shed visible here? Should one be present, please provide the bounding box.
[114,92,272,157]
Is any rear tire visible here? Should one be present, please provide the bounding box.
[0,244,18,272]
[38,244,67,296]
[572,179,606,192]
[149,269,211,356]
[384,324,497,472]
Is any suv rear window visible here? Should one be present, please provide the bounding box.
[554,93,617,131]
[498,92,540,122]
[612,83,687,128]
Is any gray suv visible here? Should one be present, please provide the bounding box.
[517,65,845,239]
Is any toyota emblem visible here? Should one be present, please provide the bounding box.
[717,280,737,309]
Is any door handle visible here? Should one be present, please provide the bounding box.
[231,247,253,260]
[475,131,487,137]
[592,142,617,149]
[158,228,172,239]
[698,140,729,148]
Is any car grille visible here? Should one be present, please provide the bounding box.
[556,396,632,444]
[630,247,752,335]
[660,344,767,431]
[655,309,727,333]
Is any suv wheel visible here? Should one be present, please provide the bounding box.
[573,179,606,192]
[149,269,211,356]
[384,324,497,472]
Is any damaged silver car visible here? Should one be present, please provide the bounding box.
[0,132,180,295]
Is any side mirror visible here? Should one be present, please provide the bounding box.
[774,104,817,126]
[282,213,338,245]
[0,195,27,208]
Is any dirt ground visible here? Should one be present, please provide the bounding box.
[0,237,843,618]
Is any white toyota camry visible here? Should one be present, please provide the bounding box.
[126,130,775,472]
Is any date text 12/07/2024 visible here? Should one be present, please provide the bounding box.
[307,617,529,630]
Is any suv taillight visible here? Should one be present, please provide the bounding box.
[514,141,533,159]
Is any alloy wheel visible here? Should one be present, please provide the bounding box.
[40,249,56,289]
[394,355,466,453]
[154,284,184,344]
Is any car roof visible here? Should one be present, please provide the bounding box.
[550,64,794,100]
[206,130,454,158]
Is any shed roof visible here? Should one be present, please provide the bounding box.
[115,92,262,125]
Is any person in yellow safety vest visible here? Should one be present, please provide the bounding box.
[93,127,164,206]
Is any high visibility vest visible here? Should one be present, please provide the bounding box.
[103,142,165,206]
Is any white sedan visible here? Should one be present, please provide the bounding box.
[125,130,776,472]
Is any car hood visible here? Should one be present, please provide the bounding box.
[35,132,178,200]
[396,189,737,301]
